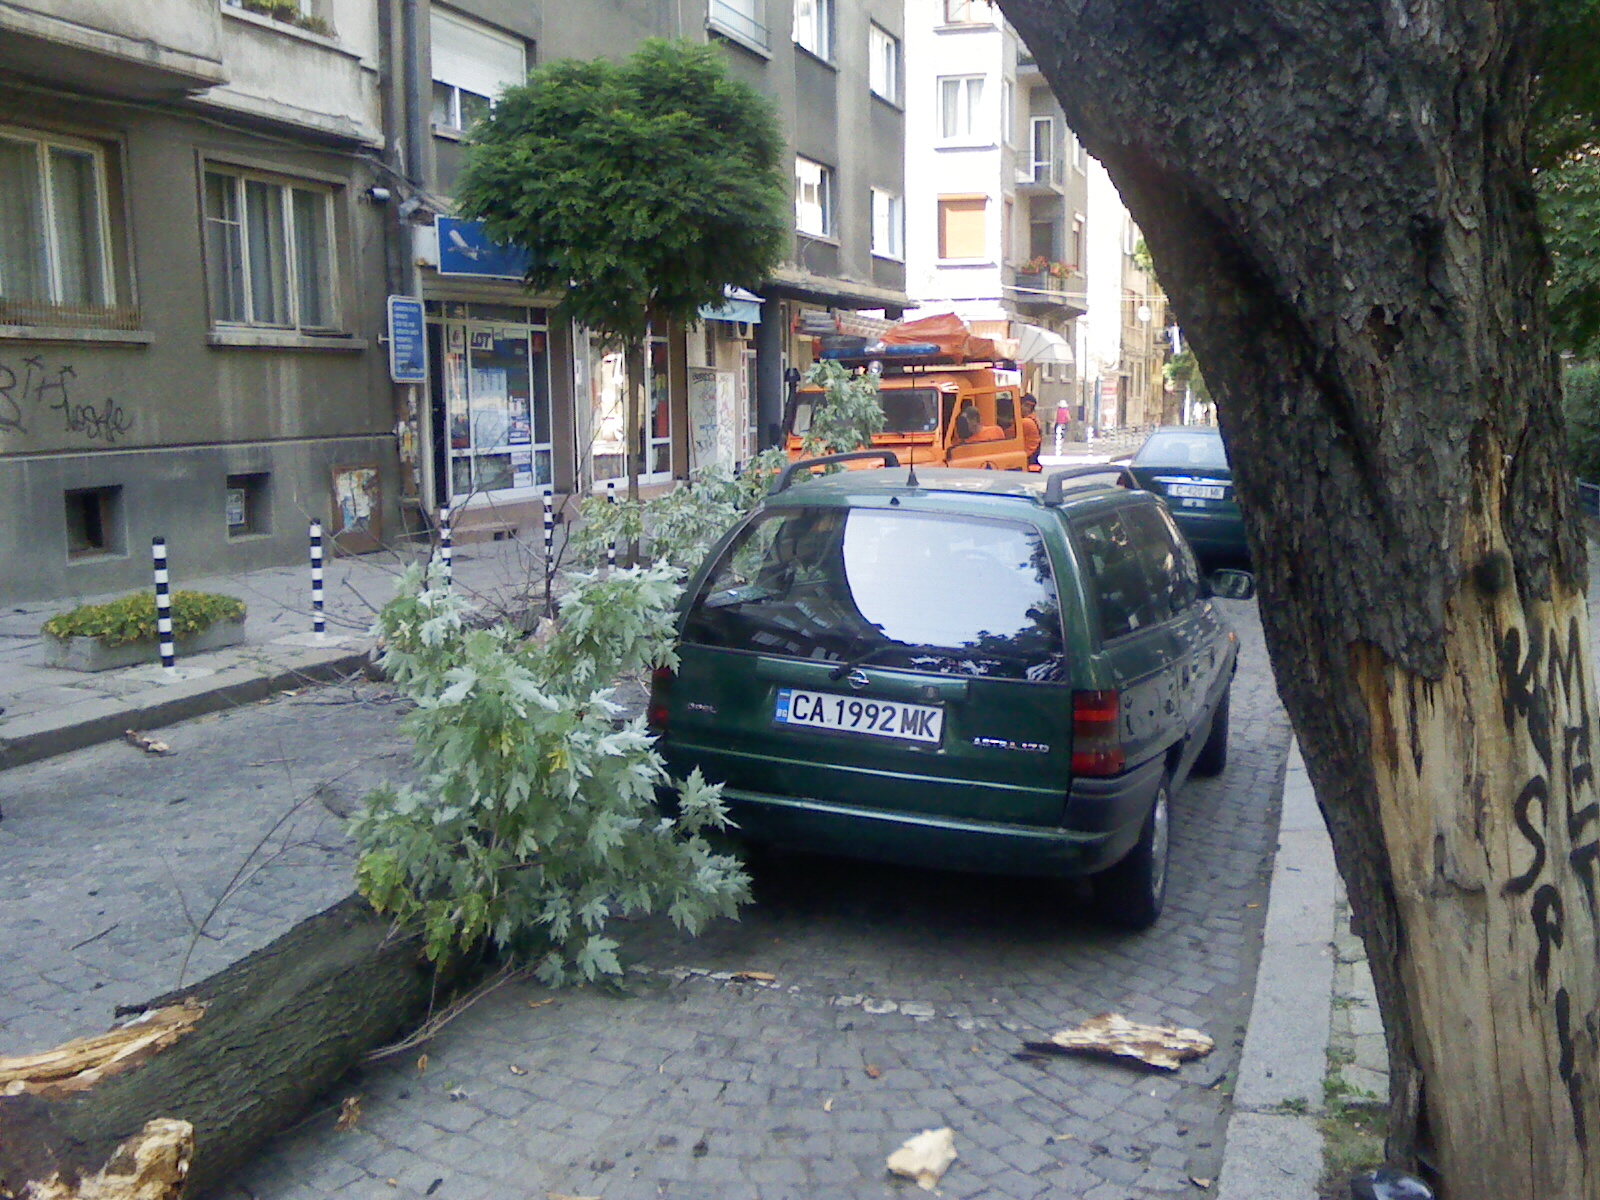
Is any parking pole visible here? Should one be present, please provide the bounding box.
[607,480,617,570]
[439,505,453,589]
[309,520,325,639]
[152,537,176,676]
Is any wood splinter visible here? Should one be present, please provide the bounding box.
[25,1117,193,1200]
[0,1004,205,1100]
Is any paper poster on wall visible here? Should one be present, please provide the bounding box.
[689,367,718,471]
[330,463,382,552]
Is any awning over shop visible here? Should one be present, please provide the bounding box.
[698,286,765,324]
[1014,323,1074,365]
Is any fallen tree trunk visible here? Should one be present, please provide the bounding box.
[0,896,449,1199]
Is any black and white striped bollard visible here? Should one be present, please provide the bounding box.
[309,520,325,639]
[606,480,617,569]
[439,505,453,588]
[152,537,176,677]
[542,492,554,569]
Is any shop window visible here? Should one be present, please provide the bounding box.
[64,485,123,559]
[226,472,271,537]
[0,128,129,327]
[435,314,553,499]
[203,168,337,331]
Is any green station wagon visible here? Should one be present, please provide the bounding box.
[649,452,1251,929]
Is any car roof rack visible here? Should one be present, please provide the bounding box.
[1042,464,1130,506]
[771,449,901,494]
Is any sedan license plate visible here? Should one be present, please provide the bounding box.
[774,688,943,744]
[1167,482,1226,500]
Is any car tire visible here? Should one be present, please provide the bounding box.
[1192,686,1230,777]
[1092,780,1169,931]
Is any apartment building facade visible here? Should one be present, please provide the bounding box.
[901,0,1086,420]
[0,0,399,604]
[401,0,909,542]
[0,0,907,599]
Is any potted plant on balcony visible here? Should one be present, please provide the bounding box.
[42,590,248,672]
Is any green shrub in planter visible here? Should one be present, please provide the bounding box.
[43,590,247,647]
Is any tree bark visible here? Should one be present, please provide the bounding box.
[0,897,444,1199]
[998,1,1598,1194]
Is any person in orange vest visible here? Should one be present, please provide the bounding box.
[1020,394,1043,466]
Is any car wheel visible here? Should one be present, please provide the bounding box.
[1192,686,1230,777]
[1092,780,1169,931]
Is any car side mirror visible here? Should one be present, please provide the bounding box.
[1207,569,1256,600]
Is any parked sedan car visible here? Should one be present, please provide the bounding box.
[1122,426,1249,569]
[648,452,1253,930]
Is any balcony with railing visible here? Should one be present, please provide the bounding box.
[708,0,770,55]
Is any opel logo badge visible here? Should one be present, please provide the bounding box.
[847,670,870,691]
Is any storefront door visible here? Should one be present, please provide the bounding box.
[574,326,674,491]
[426,301,553,506]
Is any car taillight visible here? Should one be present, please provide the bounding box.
[1071,689,1124,775]
[647,666,673,732]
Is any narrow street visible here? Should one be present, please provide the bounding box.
[0,598,1288,1200]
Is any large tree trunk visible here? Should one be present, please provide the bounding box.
[0,897,444,1199]
[999,1,1598,1195]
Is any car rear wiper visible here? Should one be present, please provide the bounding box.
[827,642,939,680]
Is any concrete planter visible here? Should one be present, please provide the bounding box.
[43,618,247,672]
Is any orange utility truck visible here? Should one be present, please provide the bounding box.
[783,314,1036,472]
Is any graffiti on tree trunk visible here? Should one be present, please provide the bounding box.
[1499,613,1600,1149]
[0,354,135,443]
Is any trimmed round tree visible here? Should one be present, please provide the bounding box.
[454,38,790,500]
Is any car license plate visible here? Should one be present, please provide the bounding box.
[1167,482,1226,500]
[774,688,943,744]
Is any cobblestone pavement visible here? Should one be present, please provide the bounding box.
[0,683,413,1052]
[0,599,1290,1200]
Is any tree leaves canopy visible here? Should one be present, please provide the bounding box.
[453,39,790,344]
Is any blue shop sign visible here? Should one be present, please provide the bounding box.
[436,217,532,279]
[387,295,427,384]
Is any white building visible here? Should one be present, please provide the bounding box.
[901,0,1088,420]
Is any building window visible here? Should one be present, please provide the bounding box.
[203,169,337,330]
[709,0,769,53]
[871,188,903,260]
[795,156,832,237]
[430,6,527,133]
[1071,129,1087,170]
[1001,78,1014,145]
[64,485,124,559]
[1070,214,1085,269]
[943,0,994,24]
[869,24,899,101]
[1030,116,1056,184]
[1030,219,1058,263]
[937,195,987,260]
[226,472,272,537]
[939,75,985,141]
[0,129,114,312]
[794,0,832,59]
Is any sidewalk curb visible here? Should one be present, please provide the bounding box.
[0,646,373,770]
[1218,736,1338,1200]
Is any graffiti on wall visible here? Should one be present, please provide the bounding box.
[0,354,135,443]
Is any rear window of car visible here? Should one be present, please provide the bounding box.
[1133,431,1229,469]
[684,506,1066,681]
